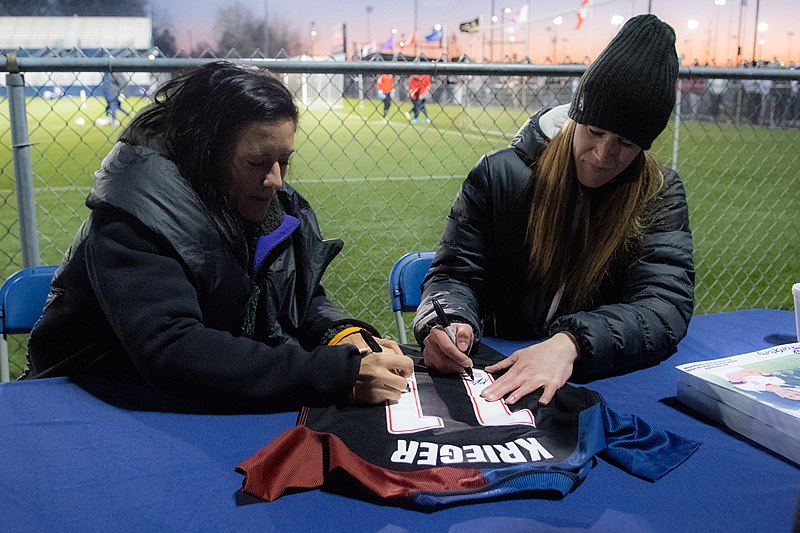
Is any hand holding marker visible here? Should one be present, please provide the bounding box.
[431,297,474,380]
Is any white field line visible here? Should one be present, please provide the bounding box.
[291,174,464,183]
[362,120,506,141]
[333,110,508,139]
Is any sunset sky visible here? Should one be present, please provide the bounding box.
[150,0,799,65]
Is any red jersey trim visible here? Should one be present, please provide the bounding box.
[237,425,485,502]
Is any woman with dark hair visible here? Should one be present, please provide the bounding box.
[26,61,413,409]
[413,15,694,406]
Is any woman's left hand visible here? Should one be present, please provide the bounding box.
[480,332,579,405]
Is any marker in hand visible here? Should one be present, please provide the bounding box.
[431,297,474,380]
[359,329,383,353]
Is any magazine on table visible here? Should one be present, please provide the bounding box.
[676,342,800,465]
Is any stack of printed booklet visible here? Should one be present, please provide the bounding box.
[676,342,800,466]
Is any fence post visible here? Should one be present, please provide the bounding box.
[671,77,682,173]
[6,72,41,267]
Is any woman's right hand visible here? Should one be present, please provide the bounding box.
[421,322,474,374]
[350,351,414,405]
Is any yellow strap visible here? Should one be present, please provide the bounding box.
[327,326,364,346]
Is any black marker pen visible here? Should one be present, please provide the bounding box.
[431,297,474,380]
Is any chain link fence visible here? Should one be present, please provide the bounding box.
[2,50,799,378]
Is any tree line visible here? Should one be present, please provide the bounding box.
[1,0,302,58]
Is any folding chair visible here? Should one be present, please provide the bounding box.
[0,265,58,382]
[388,251,435,344]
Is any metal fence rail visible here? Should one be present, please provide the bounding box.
[2,52,799,378]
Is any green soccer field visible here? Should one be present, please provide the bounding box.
[2,95,798,379]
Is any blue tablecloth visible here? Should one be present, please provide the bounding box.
[1,309,798,532]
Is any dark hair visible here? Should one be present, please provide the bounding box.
[128,61,299,258]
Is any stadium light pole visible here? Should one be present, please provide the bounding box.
[413,0,418,55]
[366,5,374,44]
[713,0,727,64]
[552,16,563,63]
[490,14,499,61]
[750,0,761,63]
[501,7,511,59]
[263,0,270,56]
[525,7,532,60]
[754,22,768,63]
[687,19,699,65]
[490,0,495,61]
[735,0,745,65]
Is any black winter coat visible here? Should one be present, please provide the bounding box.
[413,109,695,380]
[27,137,372,410]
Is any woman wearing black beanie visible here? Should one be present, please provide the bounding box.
[414,14,693,406]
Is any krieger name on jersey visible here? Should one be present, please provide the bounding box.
[391,436,554,466]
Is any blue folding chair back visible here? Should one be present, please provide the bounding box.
[0,265,58,382]
[388,251,435,344]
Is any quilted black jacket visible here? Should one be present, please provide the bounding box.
[26,130,372,409]
[414,109,694,380]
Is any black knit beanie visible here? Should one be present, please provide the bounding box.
[569,14,678,150]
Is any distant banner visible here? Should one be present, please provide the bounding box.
[330,23,345,55]
[575,0,589,30]
[459,17,479,33]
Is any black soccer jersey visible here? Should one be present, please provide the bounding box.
[238,345,699,509]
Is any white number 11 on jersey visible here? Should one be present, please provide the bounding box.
[385,369,535,434]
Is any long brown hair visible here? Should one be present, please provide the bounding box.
[525,119,664,312]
